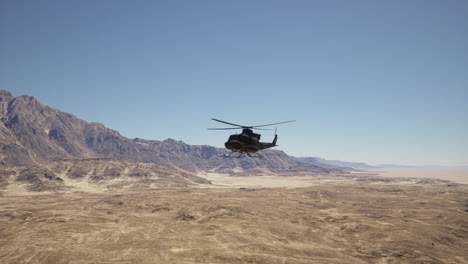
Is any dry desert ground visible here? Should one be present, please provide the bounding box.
[374,168,468,184]
[0,171,467,264]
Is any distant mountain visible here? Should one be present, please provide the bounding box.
[294,156,378,170]
[290,157,344,169]
[296,158,468,170]
[0,90,342,175]
[377,164,468,169]
[377,164,418,169]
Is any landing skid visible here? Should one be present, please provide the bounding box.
[223,152,263,158]
[224,152,243,158]
[247,152,262,158]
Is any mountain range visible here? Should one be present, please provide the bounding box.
[295,157,379,169]
[0,90,343,179]
[299,157,468,170]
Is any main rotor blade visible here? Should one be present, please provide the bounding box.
[208,127,272,131]
[207,127,240,130]
[252,128,272,131]
[250,120,296,128]
[211,118,244,128]
[211,118,295,129]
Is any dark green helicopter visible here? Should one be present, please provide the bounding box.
[209,118,295,158]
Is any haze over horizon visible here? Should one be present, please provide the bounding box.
[1,1,467,166]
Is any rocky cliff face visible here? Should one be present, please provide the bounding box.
[0,90,342,175]
[0,90,98,165]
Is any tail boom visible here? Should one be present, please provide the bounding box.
[259,134,278,150]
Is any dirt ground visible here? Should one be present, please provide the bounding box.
[0,174,467,264]
[375,168,468,184]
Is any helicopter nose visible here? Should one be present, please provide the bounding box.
[225,140,242,150]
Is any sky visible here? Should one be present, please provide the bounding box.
[1,0,467,166]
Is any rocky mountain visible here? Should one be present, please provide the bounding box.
[0,90,97,165]
[0,90,342,175]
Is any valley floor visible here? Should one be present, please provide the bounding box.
[0,174,467,264]
[375,168,468,184]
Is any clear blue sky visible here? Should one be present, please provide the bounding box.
[1,0,467,166]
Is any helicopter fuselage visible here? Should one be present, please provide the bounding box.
[224,129,277,154]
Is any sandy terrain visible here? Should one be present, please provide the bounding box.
[0,173,467,264]
[199,173,326,189]
[375,168,468,184]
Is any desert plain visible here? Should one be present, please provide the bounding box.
[0,169,467,264]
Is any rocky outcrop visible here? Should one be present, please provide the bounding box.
[0,158,211,192]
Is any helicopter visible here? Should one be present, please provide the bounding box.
[209,118,295,158]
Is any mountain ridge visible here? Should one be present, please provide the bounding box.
[0,90,342,175]
[294,156,378,170]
